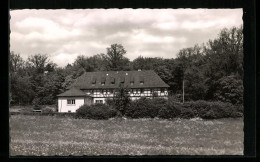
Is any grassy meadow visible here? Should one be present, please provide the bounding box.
[10,115,243,156]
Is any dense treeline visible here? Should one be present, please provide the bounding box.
[10,26,243,106]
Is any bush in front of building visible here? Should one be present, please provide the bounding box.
[158,100,182,119]
[123,97,242,119]
[75,103,118,119]
[124,97,167,118]
[113,87,131,116]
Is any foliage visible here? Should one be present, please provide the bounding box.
[27,54,50,74]
[186,100,243,119]
[123,97,242,119]
[75,104,117,119]
[125,97,167,118]
[104,44,130,71]
[109,86,131,116]
[158,100,182,119]
[9,51,24,73]
[10,74,35,105]
[214,75,243,105]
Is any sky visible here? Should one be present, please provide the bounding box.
[10,9,243,67]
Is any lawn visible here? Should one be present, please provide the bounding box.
[9,115,243,156]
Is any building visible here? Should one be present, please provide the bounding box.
[57,70,170,112]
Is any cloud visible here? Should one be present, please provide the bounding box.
[10,9,243,67]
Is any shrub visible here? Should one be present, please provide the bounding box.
[125,97,167,118]
[179,107,195,119]
[76,104,118,119]
[158,102,182,119]
[186,100,243,119]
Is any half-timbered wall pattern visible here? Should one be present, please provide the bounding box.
[83,88,168,98]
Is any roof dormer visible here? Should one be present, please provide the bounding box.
[101,76,106,85]
[139,76,144,85]
[110,77,115,84]
[120,76,125,83]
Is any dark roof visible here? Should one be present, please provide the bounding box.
[57,87,86,97]
[69,70,169,89]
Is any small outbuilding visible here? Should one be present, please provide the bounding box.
[57,87,92,112]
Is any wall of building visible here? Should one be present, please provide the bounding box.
[83,88,168,98]
[89,88,168,103]
[93,97,107,104]
[58,97,85,112]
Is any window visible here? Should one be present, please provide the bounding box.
[95,100,103,104]
[67,99,75,105]
[141,89,144,93]
[161,88,165,93]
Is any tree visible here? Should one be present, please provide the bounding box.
[10,74,35,105]
[9,51,24,73]
[214,75,243,105]
[27,54,49,74]
[203,26,243,100]
[104,44,130,71]
[111,86,131,116]
[32,70,65,105]
[45,62,57,72]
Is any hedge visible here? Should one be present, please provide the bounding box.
[75,103,117,119]
[184,100,243,119]
[10,99,243,119]
[123,98,242,119]
[125,97,167,118]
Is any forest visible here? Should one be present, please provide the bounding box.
[10,26,243,106]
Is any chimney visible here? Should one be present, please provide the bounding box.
[138,69,141,71]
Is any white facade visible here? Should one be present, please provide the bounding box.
[58,97,85,112]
